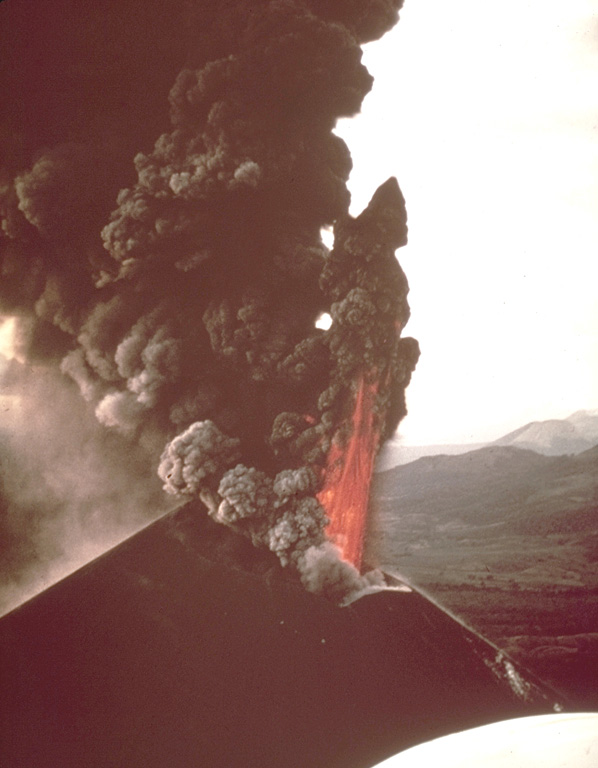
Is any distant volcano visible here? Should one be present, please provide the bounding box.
[493,410,598,456]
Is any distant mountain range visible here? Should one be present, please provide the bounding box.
[376,409,598,471]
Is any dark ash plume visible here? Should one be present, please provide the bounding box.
[1,0,418,605]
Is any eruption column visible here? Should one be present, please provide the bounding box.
[1,0,419,603]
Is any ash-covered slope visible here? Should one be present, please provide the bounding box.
[0,503,561,768]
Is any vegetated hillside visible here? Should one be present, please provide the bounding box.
[370,444,598,706]
[373,445,598,545]
[492,409,598,456]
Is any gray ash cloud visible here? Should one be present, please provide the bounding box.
[0,0,418,605]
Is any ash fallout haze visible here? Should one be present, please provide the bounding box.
[0,0,419,612]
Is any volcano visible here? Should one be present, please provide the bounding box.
[0,503,564,768]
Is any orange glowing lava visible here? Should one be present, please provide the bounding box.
[317,375,381,570]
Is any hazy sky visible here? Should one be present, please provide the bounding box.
[337,0,598,444]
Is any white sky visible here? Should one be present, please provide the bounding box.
[336,0,598,444]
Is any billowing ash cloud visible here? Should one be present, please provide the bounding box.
[0,0,418,604]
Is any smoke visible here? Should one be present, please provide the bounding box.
[0,363,172,615]
[1,0,418,606]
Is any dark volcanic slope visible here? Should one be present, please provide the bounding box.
[0,504,559,768]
